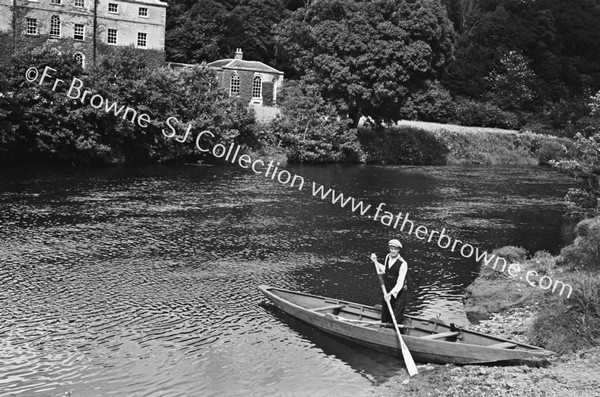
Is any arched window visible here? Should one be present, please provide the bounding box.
[252,75,262,98]
[73,53,85,69]
[230,73,240,97]
[50,15,60,38]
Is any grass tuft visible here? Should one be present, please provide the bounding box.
[529,273,600,354]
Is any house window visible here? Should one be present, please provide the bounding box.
[74,53,85,68]
[74,24,84,41]
[50,0,61,4]
[74,0,84,7]
[138,7,148,17]
[50,15,60,37]
[252,75,262,98]
[108,3,118,13]
[107,28,117,44]
[137,32,147,48]
[26,18,37,35]
[230,73,240,96]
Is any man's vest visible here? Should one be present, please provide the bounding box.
[383,254,409,294]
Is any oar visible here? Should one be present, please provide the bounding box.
[372,260,418,377]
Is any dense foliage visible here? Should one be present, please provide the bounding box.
[527,216,600,353]
[358,125,449,165]
[166,0,289,65]
[529,272,600,354]
[274,0,455,126]
[442,0,600,106]
[551,93,600,216]
[261,80,363,163]
[165,0,600,133]
[5,0,600,164]
[0,47,256,164]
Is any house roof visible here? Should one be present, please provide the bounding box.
[207,59,284,75]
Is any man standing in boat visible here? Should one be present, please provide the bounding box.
[370,239,409,324]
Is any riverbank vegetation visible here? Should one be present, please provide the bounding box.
[0,47,256,164]
[166,0,600,137]
[3,0,600,167]
[464,118,600,356]
[465,220,600,354]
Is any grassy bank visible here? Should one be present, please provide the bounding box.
[463,216,600,354]
[394,120,575,166]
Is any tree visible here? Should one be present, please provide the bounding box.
[274,0,455,126]
[443,0,600,106]
[484,50,537,111]
[165,0,288,65]
[222,0,287,64]
[552,93,600,216]
[0,47,108,163]
[89,48,257,163]
[165,0,230,62]
[0,46,258,164]
[264,79,362,162]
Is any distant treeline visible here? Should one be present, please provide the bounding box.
[0,47,578,168]
[167,0,600,134]
[3,0,600,170]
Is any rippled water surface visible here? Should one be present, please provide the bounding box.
[0,164,574,396]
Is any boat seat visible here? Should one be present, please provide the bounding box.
[488,342,518,349]
[311,304,344,312]
[420,331,460,340]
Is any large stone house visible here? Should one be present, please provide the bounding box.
[0,0,167,67]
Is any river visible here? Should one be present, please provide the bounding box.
[0,164,574,396]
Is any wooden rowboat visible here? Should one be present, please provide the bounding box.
[259,285,555,365]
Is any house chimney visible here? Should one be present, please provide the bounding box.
[234,48,243,60]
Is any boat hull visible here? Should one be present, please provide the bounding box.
[259,285,554,365]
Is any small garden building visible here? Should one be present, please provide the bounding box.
[207,48,284,107]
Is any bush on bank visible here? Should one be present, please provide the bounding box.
[552,132,600,217]
[261,80,364,163]
[557,217,600,271]
[468,216,600,354]
[0,47,257,164]
[529,273,600,354]
[0,47,585,166]
[451,98,522,130]
[357,125,449,165]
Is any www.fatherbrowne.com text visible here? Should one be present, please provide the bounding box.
[26,65,573,299]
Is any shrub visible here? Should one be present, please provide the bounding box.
[557,216,600,271]
[478,246,528,280]
[537,140,569,164]
[588,90,600,118]
[452,98,521,129]
[529,274,600,354]
[400,81,456,123]
[0,47,257,164]
[432,128,541,165]
[357,125,449,165]
[547,97,590,131]
[552,133,600,216]
[529,250,558,276]
[264,80,363,163]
